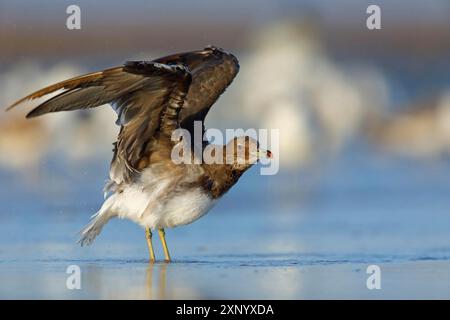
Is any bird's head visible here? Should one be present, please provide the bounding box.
[224,136,272,171]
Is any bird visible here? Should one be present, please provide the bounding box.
[6,46,272,262]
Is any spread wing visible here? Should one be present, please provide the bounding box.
[155,46,240,134]
[6,46,239,183]
[6,61,192,184]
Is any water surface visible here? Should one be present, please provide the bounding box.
[1,148,450,299]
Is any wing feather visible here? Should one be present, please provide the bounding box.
[7,62,191,184]
[155,46,240,133]
[5,46,238,183]
[6,68,116,111]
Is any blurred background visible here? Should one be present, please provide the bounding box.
[1,0,450,299]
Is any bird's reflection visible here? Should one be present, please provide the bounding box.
[145,263,168,299]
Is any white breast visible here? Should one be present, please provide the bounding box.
[113,185,215,229]
[144,187,216,229]
[105,169,215,230]
[80,166,215,245]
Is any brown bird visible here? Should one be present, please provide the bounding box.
[7,46,272,262]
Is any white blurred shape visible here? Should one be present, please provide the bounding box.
[240,20,389,170]
[371,90,450,158]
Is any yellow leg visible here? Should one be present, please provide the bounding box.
[146,228,156,263]
[158,229,171,262]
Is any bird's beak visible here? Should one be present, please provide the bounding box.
[257,149,273,159]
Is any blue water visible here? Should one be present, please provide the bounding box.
[1,145,450,299]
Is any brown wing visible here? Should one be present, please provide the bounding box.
[155,46,240,134]
[6,61,192,184]
[6,46,238,182]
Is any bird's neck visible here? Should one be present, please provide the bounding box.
[201,163,243,199]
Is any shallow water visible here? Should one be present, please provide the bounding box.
[1,148,450,299]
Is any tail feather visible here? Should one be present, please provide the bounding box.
[78,195,116,246]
